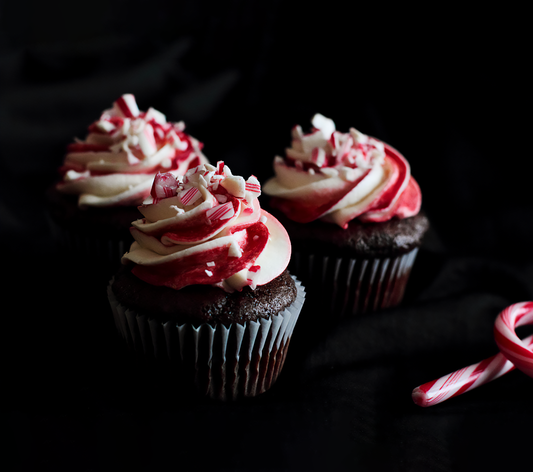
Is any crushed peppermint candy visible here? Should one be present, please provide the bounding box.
[207,201,235,221]
[311,147,326,167]
[244,176,261,192]
[67,94,199,170]
[151,172,179,203]
[228,240,242,258]
[179,187,202,206]
[221,175,245,198]
[280,114,386,172]
[147,161,262,212]
[114,94,140,118]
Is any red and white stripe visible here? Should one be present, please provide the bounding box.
[138,123,158,156]
[311,147,326,167]
[206,202,235,221]
[179,187,201,206]
[412,301,533,407]
[114,94,140,118]
[151,172,178,201]
[494,301,533,377]
[245,176,261,195]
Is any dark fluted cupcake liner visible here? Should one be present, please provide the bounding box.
[107,276,305,401]
[289,248,419,317]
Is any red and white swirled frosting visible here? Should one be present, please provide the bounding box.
[263,114,422,228]
[122,162,292,293]
[56,94,207,207]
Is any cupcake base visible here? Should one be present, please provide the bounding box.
[107,276,305,401]
[290,248,418,318]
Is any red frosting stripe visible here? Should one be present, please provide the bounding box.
[356,145,421,223]
[383,176,421,221]
[131,220,269,290]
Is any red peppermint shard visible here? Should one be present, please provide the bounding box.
[245,179,261,194]
[150,172,179,203]
[206,201,236,221]
[179,187,201,206]
[114,94,140,118]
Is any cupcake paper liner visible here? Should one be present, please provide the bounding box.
[107,276,305,400]
[289,248,419,317]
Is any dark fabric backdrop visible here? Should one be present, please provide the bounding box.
[2,2,532,471]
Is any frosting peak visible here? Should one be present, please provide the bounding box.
[56,94,207,207]
[263,114,421,228]
[123,163,291,293]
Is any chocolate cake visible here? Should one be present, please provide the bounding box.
[269,208,429,258]
[111,265,297,327]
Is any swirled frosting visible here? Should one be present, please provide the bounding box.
[56,94,207,207]
[122,162,292,293]
[263,114,421,229]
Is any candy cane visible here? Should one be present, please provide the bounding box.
[494,302,533,377]
[412,302,533,407]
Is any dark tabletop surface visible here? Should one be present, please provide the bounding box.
[2,2,532,471]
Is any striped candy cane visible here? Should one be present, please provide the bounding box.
[412,302,533,407]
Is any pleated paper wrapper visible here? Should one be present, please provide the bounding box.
[107,276,305,400]
[289,248,419,317]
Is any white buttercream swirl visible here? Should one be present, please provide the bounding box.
[122,163,291,293]
[56,94,207,207]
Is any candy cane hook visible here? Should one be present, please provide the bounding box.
[412,302,533,407]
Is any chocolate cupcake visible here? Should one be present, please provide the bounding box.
[107,162,305,400]
[263,114,428,317]
[46,94,208,268]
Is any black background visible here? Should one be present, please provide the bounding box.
[2,2,532,471]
